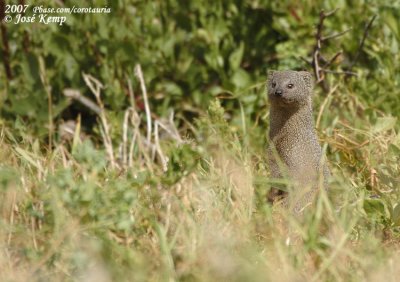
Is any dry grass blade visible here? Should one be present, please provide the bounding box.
[321,28,352,41]
[135,64,152,145]
[63,89,102,115]
[82,73,117,169]
[39,56,53,150]
[154,121,168,172]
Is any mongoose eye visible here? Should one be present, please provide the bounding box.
[287,84,294,89]
[271,82,276,88]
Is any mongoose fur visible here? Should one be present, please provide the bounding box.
[266,70,329,212]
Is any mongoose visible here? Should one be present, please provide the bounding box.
[266,70,329,212]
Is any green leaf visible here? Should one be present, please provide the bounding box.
[229,42,244,70]
[15,147,41,170]
[392,204,400,226]
[363,198,386,218]
[163,82,183,97]
[231,69,251,89]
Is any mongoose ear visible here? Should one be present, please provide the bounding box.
[299,71,314,90]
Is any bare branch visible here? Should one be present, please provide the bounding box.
[82,73,117,169]
[323,51,343,69]
[300,56,312,66]
[63,89,102,115]
[324,8,340,17]
[321,28,352,41]
[348,14,377,70]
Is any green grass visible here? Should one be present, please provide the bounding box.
[1,92,399,281]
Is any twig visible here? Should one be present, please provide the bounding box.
[127,76,136,110]
[168,111,183,143]
[316,84,339,128]
[7,191,16,246]
[324,8,339,17]
[63,89,102,115]
[122,109,131,167]
[31,216,38,251]
[135,64,152,144]
[323,51,343,69]
[128,130,138,168]
[128,109,141,168]
[155,111,183,143]
[82,73,117,169]
[348,15,377,71]
[300,56,312,66]
[307,8,358,92]
[321,28,352,41]
[154,121,168,172]
[312,9,339,82]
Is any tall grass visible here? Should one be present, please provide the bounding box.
[1,69,399,281]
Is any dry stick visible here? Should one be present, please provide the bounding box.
[127,77,136,110]
[324,7,339,17]
[63,89,102,115]
[310,8,354,92]
[82,73,116,169]
[316,84,339,129]
[300,56,312,66]
[7,191,16,246]
[157,119,183,143]
[168,110,183,143]
[128,110,141,168]
[348,14,377,71]
[323,51,343,69]
[129,111,154,172]
[321,27,352,41]
[122,110,130,167]
[126,77,138,168]
[31,216,38,251]
[137,136,155,172]
[312,9,336,82]
[154,122,168,172]
[134,64,152,145]
[128,130,138,168]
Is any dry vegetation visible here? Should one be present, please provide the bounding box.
[1,67,400,281]
[1,1,400,281]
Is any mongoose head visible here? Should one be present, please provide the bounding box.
[267,70,313,107]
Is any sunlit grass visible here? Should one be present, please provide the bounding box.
[1,92,399,281]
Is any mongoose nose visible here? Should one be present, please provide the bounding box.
[275,90,283,96]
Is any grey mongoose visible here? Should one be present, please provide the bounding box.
[266,70,330,212]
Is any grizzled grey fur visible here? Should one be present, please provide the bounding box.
[266,70,329,212]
